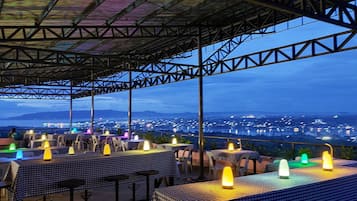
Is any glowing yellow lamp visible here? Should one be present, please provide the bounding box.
[278,159,290,179]
[104,130,110,135]
[43,147,52,161]
[29,129,34,134]
[9,143,16,151]
[43,140,50,149]
[41,134,47,140]
[228,142,235,151]
[301,153,309,165]
[222,166,234,189]
[103,143,111,156]
[322,151,333,171]
[143,140,150,151]
[172,137,177,145]
[68,146,75,155]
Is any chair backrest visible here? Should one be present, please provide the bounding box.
[75,134,82,143]
[206,151,215,168]
[239,153,250,175]
[120,141,127,152]
[57,135,65,147]
[91,135,98,145]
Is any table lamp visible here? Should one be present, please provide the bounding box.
[43,140,50,149]
[16,150,23,160]
[301,153,309,165]
[143,140,150,151]
[222,166,234,189]
[278,159,290,179]
[43,147,52,161]
[9,143,16,151]
[41,134,47,140]
[68,146,75,155]
[103,143,111,156]
[227,142,234,151]
[172,137,177,145]
[134,135,139,140]
[322,143,333,171]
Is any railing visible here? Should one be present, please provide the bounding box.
[178,134,357,160]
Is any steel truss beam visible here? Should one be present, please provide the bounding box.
[0,44,196,76]
[73,29,357,98]
[246,0,357,30]
[0,25,199,41]
[0,86,70,99]
[0,75,128,89]
[137,8,294,62]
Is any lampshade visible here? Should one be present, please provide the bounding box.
[29,129,34,134]
[143,140,150,151]
[68,146,75,155]
[301,153,309,165]
[43,147,52,161]
[103,143,111,156]
[9,143,16,151]
[222,166,234,189]
[278,159,290,179]
[71,128,78,134]
[228,142,234,151]
[104,130,110,135]
[322,151,333,171]
[134,135,139,140]
[41,134,47,140]
[16,150,23,160]
[237,138,242,151]
[172,137,177,145]
[43,140,50,149]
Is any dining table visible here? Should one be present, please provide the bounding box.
[211,149,261,174]
[153,164,357,201]
[5,149,176,201]
[157,143,193,157]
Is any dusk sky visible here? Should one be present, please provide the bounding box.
[1,18,357,118]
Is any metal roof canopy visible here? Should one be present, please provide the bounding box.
[0,0,356,99]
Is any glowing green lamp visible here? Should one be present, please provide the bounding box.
[301,153,309,165]
[9,143,16,151]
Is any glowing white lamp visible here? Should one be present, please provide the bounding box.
[143,140,150,151]
[172,137,177,145]
[222,166,234,189]
[228,142,235,151]
[237,138,242,151]
[43,147,52,161]
[68,146,75,155]
[41,134,47,140]
[278,159,290,179]
[104,130,110,135]
[16,150,23,160]
[103,143,111,156]
[134,135,139,140]
[29,129,34,134]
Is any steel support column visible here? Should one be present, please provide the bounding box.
[90,70,94,134]
[128,65,133,140]
[69,81,73,133]
[197,27,205,180]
